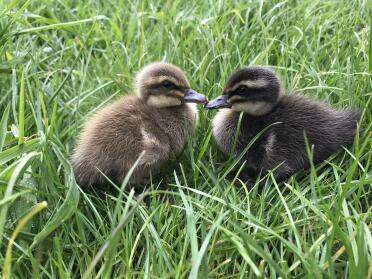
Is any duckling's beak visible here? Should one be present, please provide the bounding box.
[204,95,231,109]
[183,89,208,103]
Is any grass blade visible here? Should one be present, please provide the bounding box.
[18,70,25,145]
[0,104,10,152]
[3,201,47,279]
[0,151,39,245]
[82,191,147,279]
[15,15,108,35]
[189,211,227,279]
[30,143,80,247]
[178,182,199,270]
[0,138,40,165]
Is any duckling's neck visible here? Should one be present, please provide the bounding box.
[160,103,198,126]
[185,103,198,124]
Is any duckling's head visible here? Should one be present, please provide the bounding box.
[205,66,281,116]
[135,62,207,108]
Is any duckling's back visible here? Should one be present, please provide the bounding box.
[221,94,361,181]
[262,94,361,173]
[273,94,360,148]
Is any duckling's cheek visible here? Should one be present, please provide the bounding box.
[147,95,182,107]
[231,101,272,116]
[231,102,249,112]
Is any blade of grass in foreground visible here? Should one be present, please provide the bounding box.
[99,189,135,277]
[271,173,303,253]
[15,15,108,35]
[3,201,47,279]
[0,138,40,165]
[82,190,147,279]
[124,207,159,278]
[113,151,145,222]
[188,210,227,279]
[178,179,199,272]
[0,104,10,152]
[0,0,32,44]
[0,152,40,245]
[30,142,79,248]
[369,11,372,72]
[0,190,32,207]
[83,151,147,278]
[18,69,25,145]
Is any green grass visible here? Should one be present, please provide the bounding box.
[0,0,371,278]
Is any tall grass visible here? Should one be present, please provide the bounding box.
[0,0,371,278]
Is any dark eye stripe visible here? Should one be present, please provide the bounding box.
[231,86,267,95]
[148,81,178,90]
[161,80,176,88]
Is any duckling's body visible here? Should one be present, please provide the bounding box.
[72,63,206,187]
[213,95,360,181]
[207,66,361,184]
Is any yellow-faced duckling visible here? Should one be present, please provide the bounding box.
[72,62,207,187]
[205,66,361,185]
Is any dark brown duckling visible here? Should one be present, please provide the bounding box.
[72,62,207,187]
[205,66,361,185]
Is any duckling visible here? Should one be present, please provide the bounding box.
[205,66,361,185]
[72,62,207,187]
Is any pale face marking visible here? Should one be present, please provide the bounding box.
[147,95,182,107]
[231,101,273,116]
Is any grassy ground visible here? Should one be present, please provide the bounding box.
[0,0,371,278]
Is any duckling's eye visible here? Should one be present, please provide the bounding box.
[161,80,175,89]
[236,85,248,95]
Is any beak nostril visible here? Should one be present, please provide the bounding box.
[183,89,207,104]
[204,95,231,110]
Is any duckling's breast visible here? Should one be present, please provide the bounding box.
[148,103,198,153]
[212,109,240,155]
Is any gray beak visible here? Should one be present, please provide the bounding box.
[183,89,208,103]
[204,95,231,109]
